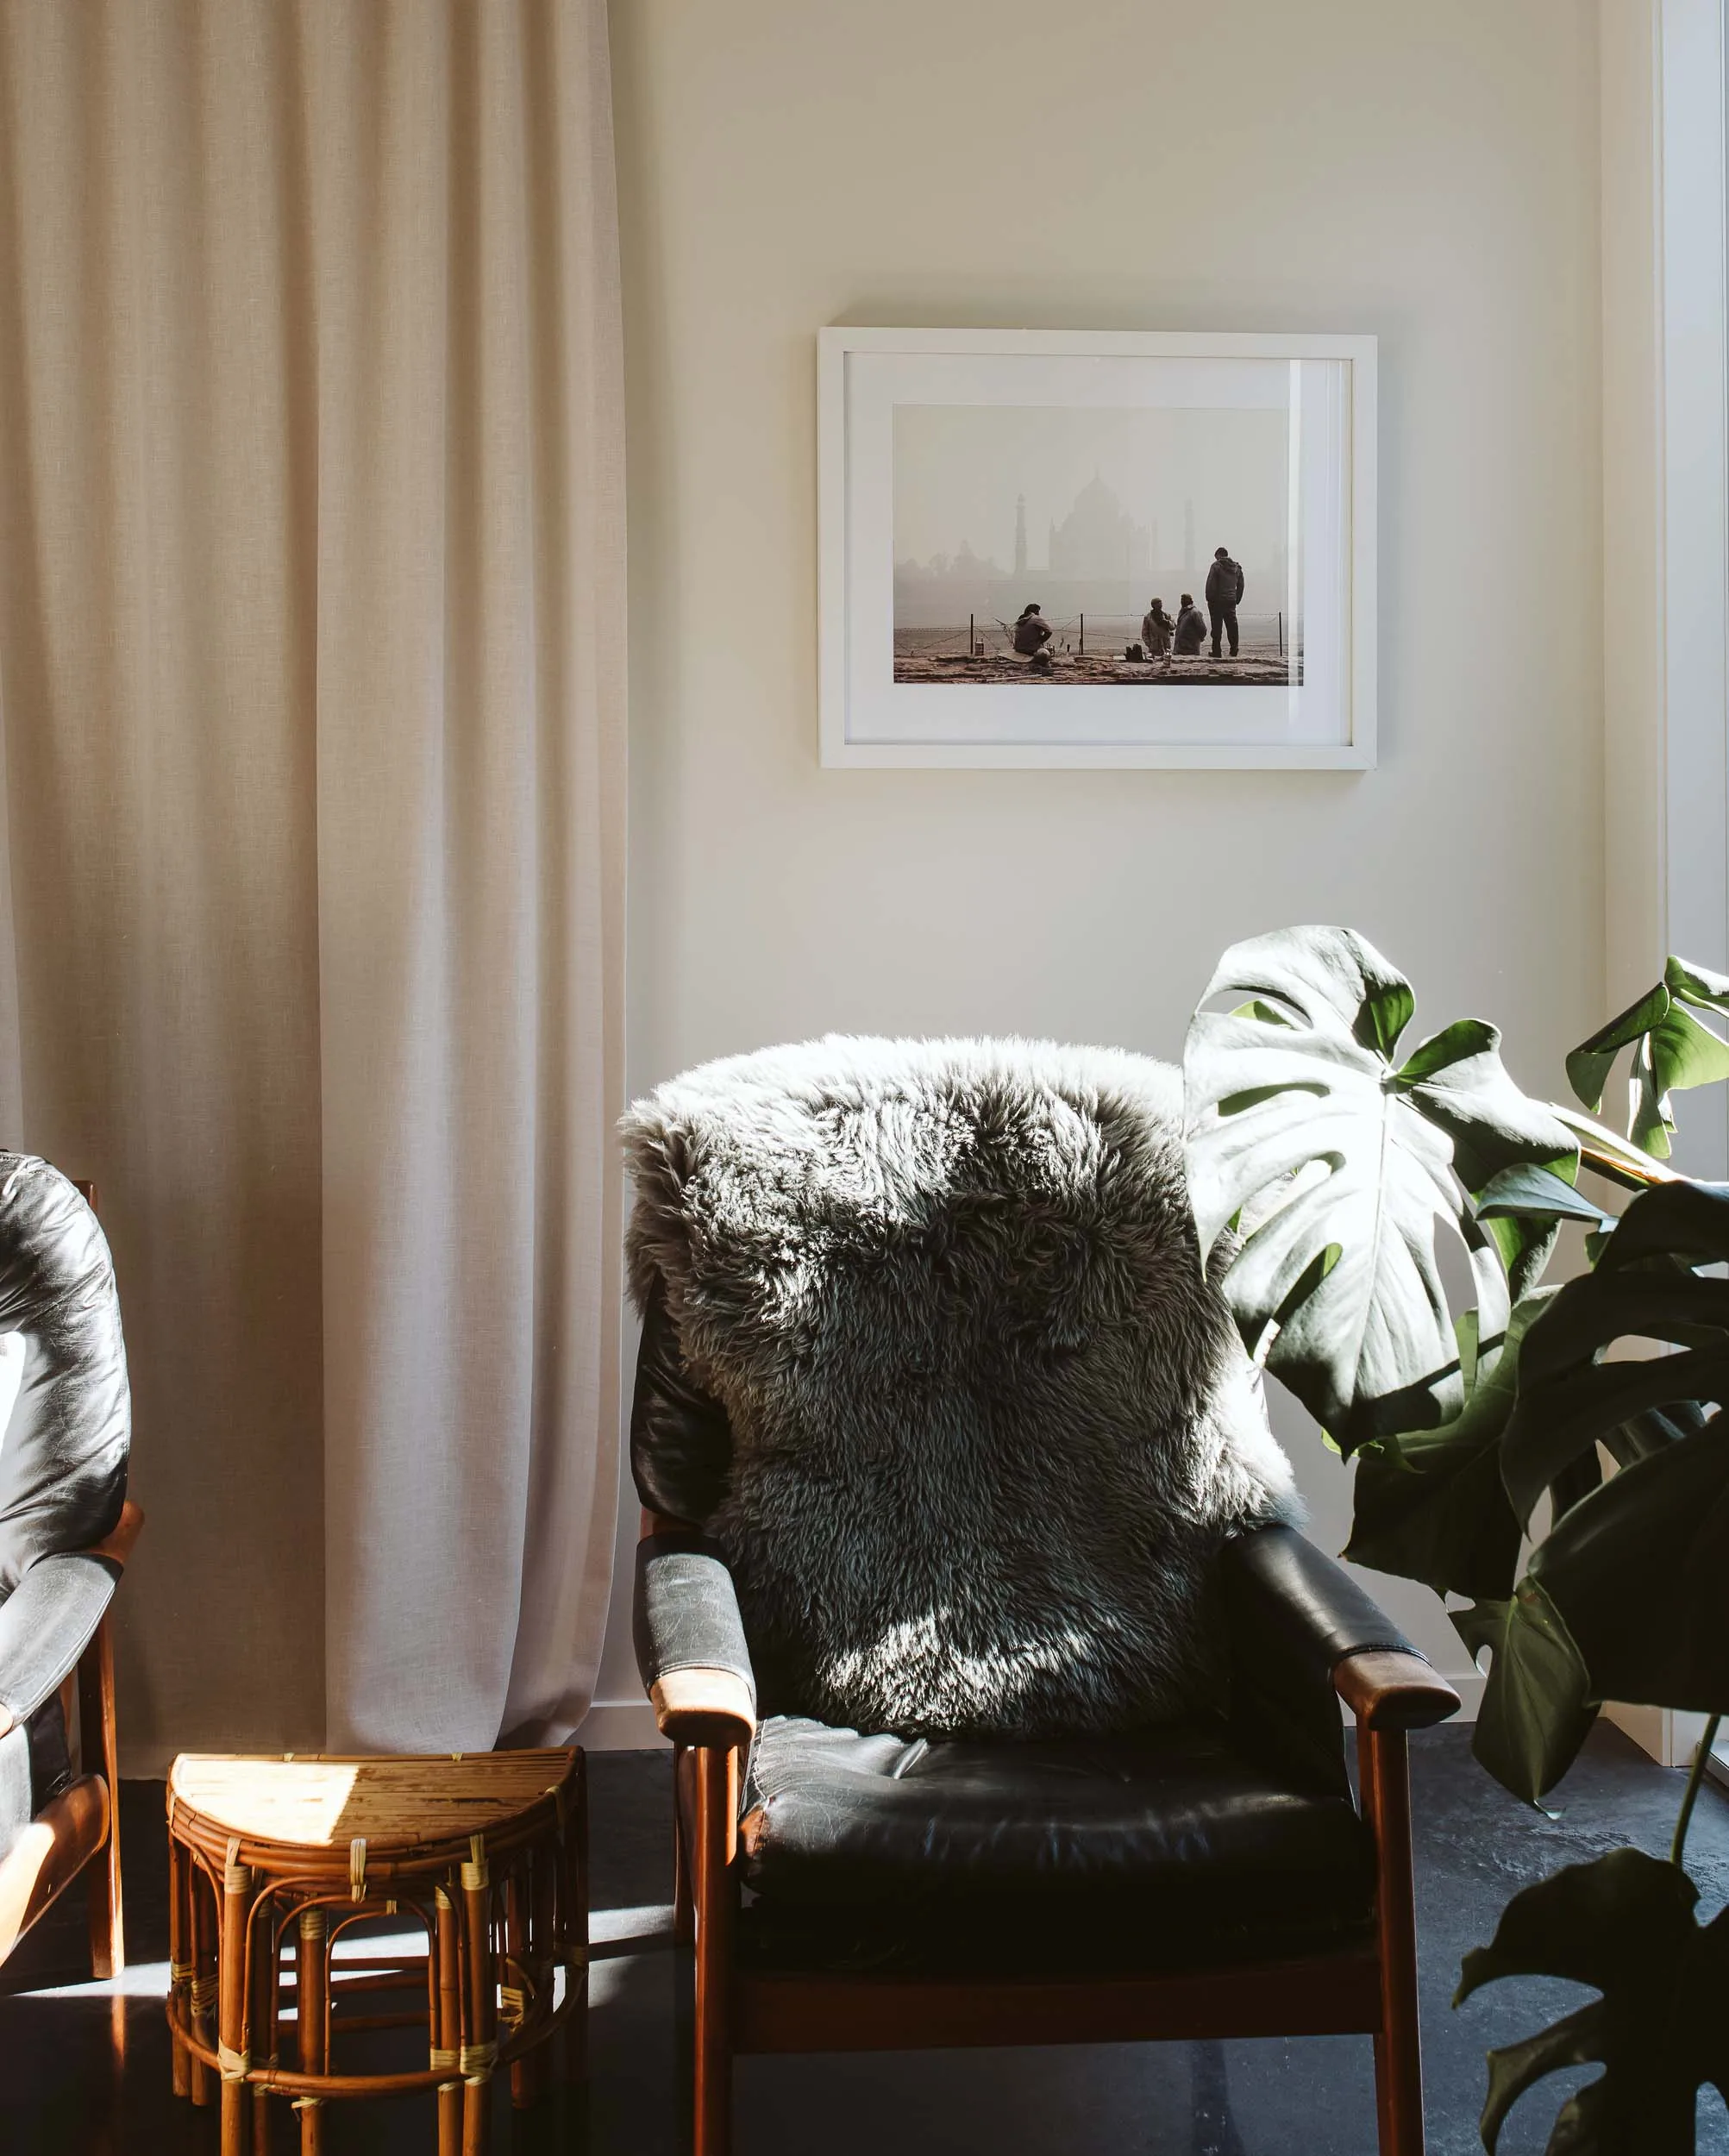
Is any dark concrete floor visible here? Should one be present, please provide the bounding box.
[3,1723,1727,2153]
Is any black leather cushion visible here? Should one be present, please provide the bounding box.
[736,1713,1375,1977]
[0,1158,128,1593]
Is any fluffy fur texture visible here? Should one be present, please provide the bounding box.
[623,1037,1298,1739]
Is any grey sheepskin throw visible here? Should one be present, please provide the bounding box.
[623,1036,1298,1739]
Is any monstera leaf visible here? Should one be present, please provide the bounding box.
[1452,1584,1598,1804]
[1450,1429,1721,1805]
[1475,1162,1618,1303]
[1346,1294,1556,1601]
[1566,957,1729,1159]
[1500,1182,1729,1527]
[1447,1188,1729,1801]
[1525,1408,1729,1722]
[1184,927,1577,1451]
[1456,1848,1729,2153]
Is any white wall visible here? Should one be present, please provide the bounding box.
[584,0,1606,1738]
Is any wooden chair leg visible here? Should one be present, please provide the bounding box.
[673,1743,694,1946]
[692,1745,737,2156]
[1361,1725,1425,2156]
[78,1612,124,1978]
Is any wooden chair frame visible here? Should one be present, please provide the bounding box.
[0,1177,141,1979]
[648,1518,1455,2156]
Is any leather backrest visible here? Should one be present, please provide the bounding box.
[0,1157,129,1596]
[631,1275,734,1524]
[623,1038,1300,1739]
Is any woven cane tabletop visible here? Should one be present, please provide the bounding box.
[168,1750,578,1852]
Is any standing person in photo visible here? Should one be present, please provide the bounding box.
[1206,545,1244,657]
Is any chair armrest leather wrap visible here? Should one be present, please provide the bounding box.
[635,1532,755,1744]
[1225,1526,1423,1672]
[1222,1525,1432,1800]
[0,1552,118,1729]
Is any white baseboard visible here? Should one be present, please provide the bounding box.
[1440,1670,1484,1723]
[576,1697,668,1752]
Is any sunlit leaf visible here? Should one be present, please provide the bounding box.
[1565,958,1729,1159]
[1183,927,1574,1450]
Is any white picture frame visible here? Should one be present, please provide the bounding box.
[818,327,1377,771]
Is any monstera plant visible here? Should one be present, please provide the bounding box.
[1183,928,1729,2153]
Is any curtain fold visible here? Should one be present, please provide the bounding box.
[0,0,624,1767]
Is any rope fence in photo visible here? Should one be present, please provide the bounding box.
[894,612,1295,664]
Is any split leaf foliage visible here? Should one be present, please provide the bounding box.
[1183,930,1729,2156]
[1183,926,1575,1452]
[1566,957,1729,1160]
[1457,1850,1729,2154]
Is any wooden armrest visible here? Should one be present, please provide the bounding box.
[649,1666,755,1749]
[641,1507,700,1539]
[0,1773,110,1963]
[85,1500,144,1570]
[1334,1648,1460,1731]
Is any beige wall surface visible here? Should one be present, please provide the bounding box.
[591,0,1605,1718]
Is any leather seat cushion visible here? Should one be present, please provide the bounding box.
[736,1714,1375,1977]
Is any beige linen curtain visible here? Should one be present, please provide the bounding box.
[0,0,625,1766]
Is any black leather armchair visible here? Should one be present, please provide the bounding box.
[631,1293,1458,2156]
[0,1164,138,1978]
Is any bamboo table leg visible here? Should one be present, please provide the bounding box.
[461,1836,495,2156]
[251,1890,277,2156]
[167,1831,191,2100]
[436,1886,462,2156]
[219,1856,253,2155]
[506,1870,539,2110]
[296,1906,327,2156]
[567,1760,589,2088]
[530,1846,558,2091]
[191,1865,217,2109]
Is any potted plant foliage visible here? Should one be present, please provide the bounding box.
[1183,927,1729,2153]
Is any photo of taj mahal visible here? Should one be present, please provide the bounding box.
[893,401,1299,686]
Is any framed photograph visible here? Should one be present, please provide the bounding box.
[818,328,1375,770]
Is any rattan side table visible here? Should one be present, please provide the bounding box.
[165,1749,586,2154]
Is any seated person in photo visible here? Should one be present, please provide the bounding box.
[1142,598,1175,668]
[1012,603,1053,658]
[1174,593,1207,655]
